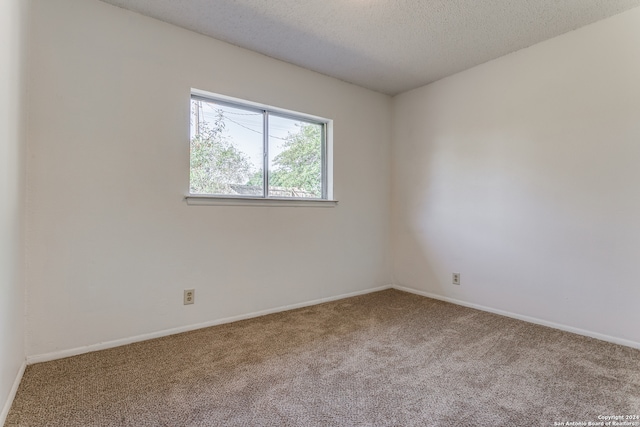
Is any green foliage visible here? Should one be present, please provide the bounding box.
[189,109,253,194]
[246,170,263,187]
[270,123,322,197]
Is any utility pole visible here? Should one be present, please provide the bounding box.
[193,101,201,137]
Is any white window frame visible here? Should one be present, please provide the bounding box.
[186,89,336,207]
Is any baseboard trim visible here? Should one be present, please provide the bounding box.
[27,283,638,365]
[0,359,26,426]
[26,285,393,365]
[394,285,640,350]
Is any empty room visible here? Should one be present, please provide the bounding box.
[2,0,640,425]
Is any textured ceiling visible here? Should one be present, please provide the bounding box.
[98,0,640,95]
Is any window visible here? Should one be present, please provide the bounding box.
[189,90,332,202]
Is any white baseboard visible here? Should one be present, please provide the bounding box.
[0,359,26,426]
[26,283,638,365]
[394,285,640,350]
[27,285,393,365]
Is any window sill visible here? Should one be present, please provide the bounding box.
[185,196,338,207]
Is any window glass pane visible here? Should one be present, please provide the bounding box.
[190,99,264,196]
[268,115,323,199]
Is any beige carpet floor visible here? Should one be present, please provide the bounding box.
[6,289,640,426]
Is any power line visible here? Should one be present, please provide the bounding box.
[222,115,289,141]
[195,102,293,141]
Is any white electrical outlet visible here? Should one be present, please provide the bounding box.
[452,273,461,285]
[184,289,195,305]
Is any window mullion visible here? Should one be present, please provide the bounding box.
[321,123,327,200]
[263,111,269,198]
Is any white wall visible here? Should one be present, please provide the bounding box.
[26,0,392,358]
[0,0,27,421]
[392,7,640,346]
